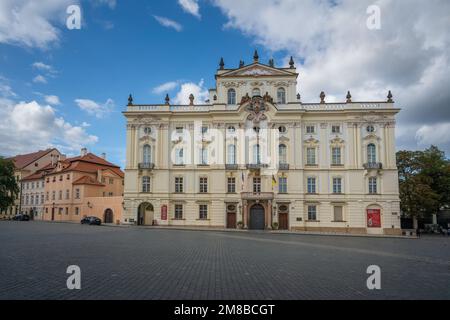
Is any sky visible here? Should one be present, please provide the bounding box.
[0,0,449,168]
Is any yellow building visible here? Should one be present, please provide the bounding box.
[123,52,401,235]
[42,149,124,224]
[1,149,62,219]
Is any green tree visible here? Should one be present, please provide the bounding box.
[0,157,19,212]
[397,146,450,218]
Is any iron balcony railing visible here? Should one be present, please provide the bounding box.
[363,162,382,170]
[138,162,155,170]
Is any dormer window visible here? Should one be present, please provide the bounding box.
[277,87,286,104]
[227,88,236,105]
[306,125,315,134]
[367,125,375,133]
[252,88,261,97]
[144,127,152,135]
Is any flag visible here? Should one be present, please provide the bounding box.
[272,174,277,189]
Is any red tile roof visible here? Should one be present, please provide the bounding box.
[48,153,124,178]
[22,163,57,181]
[7,149,56,170]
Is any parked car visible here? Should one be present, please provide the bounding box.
[12,214,30,221]
[80,216,102,225]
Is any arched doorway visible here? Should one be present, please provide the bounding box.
[104,209,114,223]
[137,202,154,226]
[249,204,265,230]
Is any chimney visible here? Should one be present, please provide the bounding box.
[101,153,106,159]
[81,148,87,156]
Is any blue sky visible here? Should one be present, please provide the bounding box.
[1,0,449,167]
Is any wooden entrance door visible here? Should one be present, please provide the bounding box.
[279,212,288,230]
[249,204,265,230]
[227,212,236,229]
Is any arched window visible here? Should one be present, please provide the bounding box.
[252,88,261,97]
[227,89,236,105]
[142,176,150,193]
[367,144,376,163]
[277,87,286,104]
[143,144,151,163]
[279,144,287,164]
[253,144,261,164]
[175,148,184,165]
[227,144,236,164]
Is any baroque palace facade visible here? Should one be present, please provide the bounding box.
[123,51,401,235]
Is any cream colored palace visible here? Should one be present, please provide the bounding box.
[123,51,401,235]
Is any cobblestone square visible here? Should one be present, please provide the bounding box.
[0,221,449,300]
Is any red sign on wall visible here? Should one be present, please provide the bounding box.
[367,209,381,228]
[161,205,167,220]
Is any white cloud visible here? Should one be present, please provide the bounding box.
[75,98,114,118]
[152,81,179,94]
[44,95,60,105]
[0,0,77,49]
[0,76,16,97]
[173,79,209,105]
[178,0,201,19]
[0,100,98,156]
[32,62,52,71]
[416,123,450,147]
[153,15,183,32]
[33,75,47,84]
[211,0,450,154]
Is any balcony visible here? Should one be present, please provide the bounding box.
[225,164,239,170]
[278,163,289,170]
[241,192,274,200]
[363,162,382,170]
[138,162,155,170]
[246,163,269,170]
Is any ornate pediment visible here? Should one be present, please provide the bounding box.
[246,96,269,124]
[330,137,345,146]
[363,133,381,141]
[304,136,319,146]
[219,64,295,78]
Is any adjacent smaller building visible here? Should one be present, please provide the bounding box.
[1,148,63,218]
[42,149,124,223]
[20,163,57,220]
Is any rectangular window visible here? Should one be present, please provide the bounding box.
[175,177,184,193]
[109,178,114,184]
[279,177,287,193]
[369,177,377,194]
[101,177,106,183]
[331,147,341,165]
[201,126,208,134]
[306,125,315,134]
[58,208,63,215]
[227,177,236,193]
[59,175,63,181]
[199,205,208,220]
[58,190,62,200]
[307,205,317,221]
[46,192,49,201]
[332,125,341,133]
[306,148,316,165]
[334,206,343,222]
[65,207,69,215]
[109,192,113,196]
[174,204,183,219]
[67,174,70,180]
[307,177,316,194]
[66,189,70,199]
[75,189,80,199]
[199,177,208,193]
[52,191,55,200]
[333,178,342,194]
[253,177,261,193]
[75,207,79,215]
[40,194,44,204]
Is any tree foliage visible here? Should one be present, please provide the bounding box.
[0,157,19,211]
[397,146,450,218]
